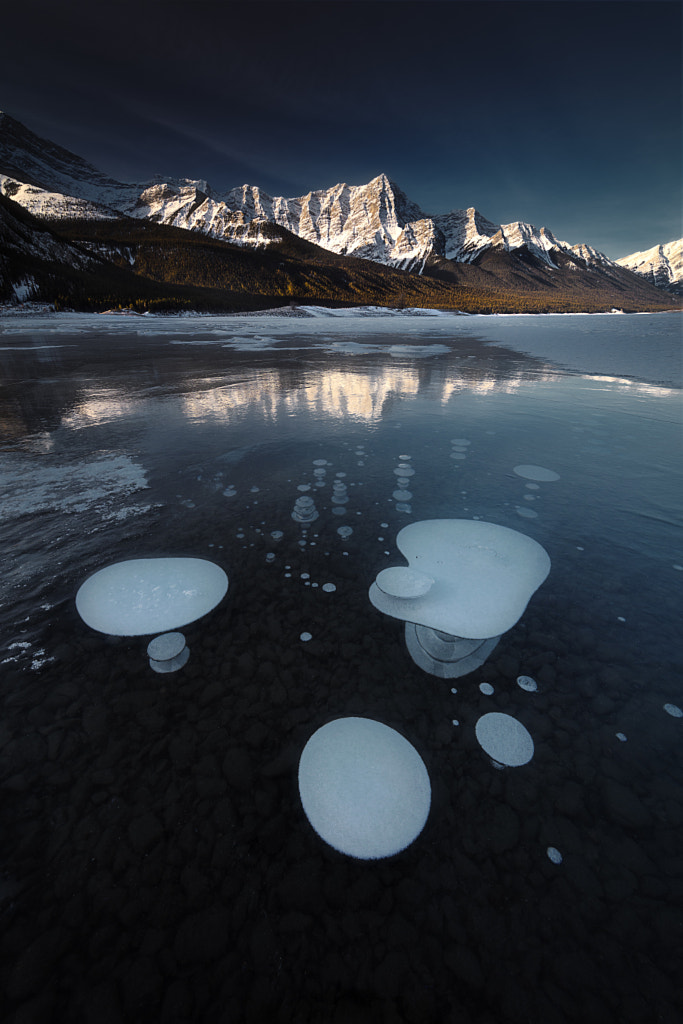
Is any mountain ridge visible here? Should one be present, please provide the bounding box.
[0,111,680,312]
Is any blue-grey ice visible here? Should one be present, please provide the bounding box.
[76,557,228,636]
[298,717,431,859]
[475,712,534,767]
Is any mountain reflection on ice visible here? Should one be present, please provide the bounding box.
[0,311,682,1024]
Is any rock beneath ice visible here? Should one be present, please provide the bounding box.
[475,712,534,767]
[298,717,431,859]
[76,558,228,636]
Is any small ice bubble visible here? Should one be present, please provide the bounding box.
[577,546,584,551]
[451,687,457,695]
[381,522,388,528]
[301,573,310,579]
[335,472,347,478]
[378,537,384,542]
[616,732,628,742]
[617,616,626,622]
[284,573,292,578]
[517,675,538,692]
[663,703,683,718]
[322,583,336,592]
[313,459,328,466]
[513,465,560,482]
[479,683,494,695]
[298,484,311,492]
[673,564,683,571]
[222,486,237,497]
[271,530,283,540]
[266,552,275,563]
[452,720,459,726]
[332,507,347,515]
[547,847,563,864]
[451,438,470,445]
[300,632,313,642]
[516,506,538,519]
[337,526,353,539]
[250,486,260,493]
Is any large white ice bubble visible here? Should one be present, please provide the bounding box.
[369,519,550,639]
[76,557,228,636]
[298,717,431,859]
[475,712,534,766]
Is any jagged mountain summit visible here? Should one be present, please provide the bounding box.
[0,109,618,273]
[616,239,683,295]
[0,110,679,312]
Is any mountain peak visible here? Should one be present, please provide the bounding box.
[1,110,679,299]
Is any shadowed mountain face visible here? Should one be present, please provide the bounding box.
[0,111,680,312]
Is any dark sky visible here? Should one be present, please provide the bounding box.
[1,0,681,258]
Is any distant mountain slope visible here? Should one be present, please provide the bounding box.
[616,239,683,295]
[0,110,679,313]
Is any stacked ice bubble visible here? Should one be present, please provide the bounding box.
[312,458,329,488]
[291,494,319,524]
[513,464,560,520]
[450,438,471,462]
[331,473,349,515]
[392,455,413,513]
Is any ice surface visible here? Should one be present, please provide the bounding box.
[298,717,431,859]
[5,309,678,386]
[1,454,149,519]
[475,712,535,766]
[76,557,228,636]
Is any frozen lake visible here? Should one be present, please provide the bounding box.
[1,309,682,1023]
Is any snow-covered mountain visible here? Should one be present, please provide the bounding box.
[0,110,621,276]
[616,240,683,294]
[0,110,679,304]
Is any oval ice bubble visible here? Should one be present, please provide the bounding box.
[517,675,538,692]
[513,465,560,482]
[475,712,534,767]
[375,567,435,599]
[298,717,431,859]
[76,557,228,636]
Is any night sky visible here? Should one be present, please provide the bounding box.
[1,0,681,258]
